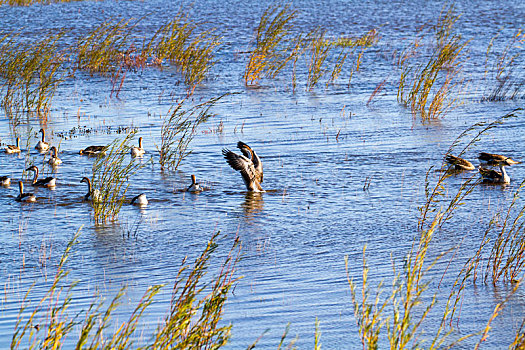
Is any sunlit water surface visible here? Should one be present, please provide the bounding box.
[0,0,524,348]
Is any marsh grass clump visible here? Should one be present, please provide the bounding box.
[397,5,467,120]
[158,94,228,171]
[0,31,67,117]
[306,30,331,91]
[482,29,525,102]
[146,12,222,89]
[243,3,300,86]
[90,134,144,223]
[76,18,141,76]
[12,230,240,349]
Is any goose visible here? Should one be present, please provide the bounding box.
[79,145,106,156]
[445,155,475,171]
[222,141,264,192]
[0,176,11,186]
[80,177,101,202]
[130,193,148,205]
[187,174,203,192]
[131,137,145,157]
[479,162,511,184]
[48,146,62,166]
[26,165,56,187]
[5,137,21,154]
[478,152,519,166]
[16,181,36,202]
[35,129,50,152]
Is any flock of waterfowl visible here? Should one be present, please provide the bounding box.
[3,126,516,207]
[446,152,520,184]
[1,129,263,205]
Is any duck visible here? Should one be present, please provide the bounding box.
[130,193,148,205]
[222,141,264,192]
[48,146,62,166]
[478,152,519,166]
[5,137,21,154]
[79,145,106,156]
[35,128,50,152]
[445,154,475,171]
[26,165,56,187]
[187,174,203,192]
[16,181,36,202]
[80,177,101,202]
[131,137,145,157]
[0,176,11,186]
[479,161,511,184]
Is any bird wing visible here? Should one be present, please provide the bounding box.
[237,141,263,182]
[479,167,501,179]
[223,149,259,186]
[237,141,252,158]
[446,155,473,169]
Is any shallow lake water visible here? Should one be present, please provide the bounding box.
[0,0,524,348]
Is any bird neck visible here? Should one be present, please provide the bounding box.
[32,168,39,183]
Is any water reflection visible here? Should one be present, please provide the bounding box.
[241,192,264,221]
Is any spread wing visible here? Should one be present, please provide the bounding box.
[237,141,263,182]
[223,148,259,186]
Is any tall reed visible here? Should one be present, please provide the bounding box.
[397,5,467,120]
[348,111,523,349]
[243,3,299,86]
[306,30,331,91]
[76,18,140,76]
[12,230,241,349]
[158,94,228,171]
[0,31,66,117]
[89,133,143,223]
[146,11,221,89]
[482,29,525,101]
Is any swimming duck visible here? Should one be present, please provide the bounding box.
[79,145,106,156]
[479,162,511,184]
[478,152,519,166]
[0,176,11,186]
[187,174,203,192]
[130,193,148,205]
[48,146,62,166]
[35,129,50,152]
[445,155,475,171]
[131,137,145,157]
[5,137,21,154]
[16,181,36,202]
[26,165,56,187]
[80,177,101,202]
[223,141,264,192]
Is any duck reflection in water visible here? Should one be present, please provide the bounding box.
[241,192,264,221]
